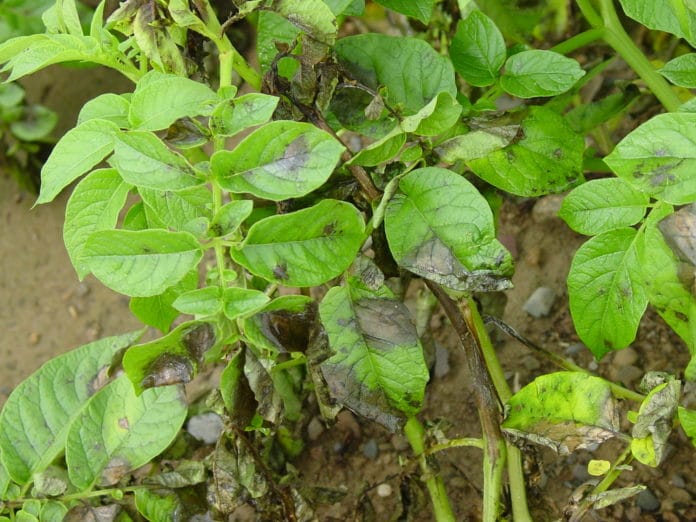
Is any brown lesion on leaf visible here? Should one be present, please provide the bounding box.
[141,353,194,389]
[272,262,289,281]
[182,322,216,362]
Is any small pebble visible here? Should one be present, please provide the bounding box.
[564,343,585,356]
[362,438,379,460]
[307,417,325,441]
[524,245,542,266]
[336,410,361,438]
[636,488,661,512]
[613,347,638,366]
[668,487,692,505]
[391,435,410,452]
[376,483,392,497]
[187,412,224,444]
[76,282,90,297]
[616,365,643,384]
[68,305,79,319]
[28,332,40,345]
[671,474,686,488]
[522,356,541,371]
[588,360,598,371]
[523,287,556,318]
[571,463,590,484]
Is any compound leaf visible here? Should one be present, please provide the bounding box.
[468,106,584,196]
[501,50,585,98]
[450,10,506,87]
[36,118,119,205]
[212,121,344,201]
[210,93,279,137]
[334,34,456,115]
[82,229,203,297]
[559,178,650,235]
[0,331,144,485]
[231,200,365,287]
[110,131,202,191]
[384,167,513,292]
[129,70,216,131]
[64,169,131,279]
[503,372,620,454]
[568,228,648,357]
[65,375,187,490]
[604,112,696,204]
[319,285,429,431]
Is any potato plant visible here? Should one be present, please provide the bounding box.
[0,0,695,520]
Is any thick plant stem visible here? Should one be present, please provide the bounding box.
[404,416,456,522]
[462,299,533,522]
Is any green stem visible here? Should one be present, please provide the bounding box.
[464,299,533,522]
[404,416,456,522]
[550,27,604,55]
[425,438,484,456]
[578,0,682,112]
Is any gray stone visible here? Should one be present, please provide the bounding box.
[362,438,379,460]
[187,412,224,444]
[613,347,638,366]
[636,488,660,512]
[523,287,556,318]
[616,364,643,384]
[671,474,686,488]
[434,342,450,378]
[532,195,564,223]
[307,417,325,441]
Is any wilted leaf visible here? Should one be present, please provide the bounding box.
[64,504,122,522]
[631,377,680,466]
[144,460,207,488]
[503,372,620,454]
[659,202,696,266]
[585,485,646,510]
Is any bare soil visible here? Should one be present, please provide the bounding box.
[1,67,695,521]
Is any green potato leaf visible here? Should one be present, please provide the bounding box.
[319,285,429,431]
[501,50,585,98]
[130,270,198,332]
[503,372,620,454]
[65,375,187,490]
[373,0,435,23]
[77,93,131,128]
[209,200,254,238]
[128,71,216,131]
[10,105,57,142]
[211,121,345,201]
[36,118,119,205]
[210,93,279,137]
[110,131,202,191]
[660,53,696,87]
[568,228,649,357]
[222,288,271,321]
[138,185,211,236]
[619,0,696,47]
[679,407,696,446]
[272,0,337,45]
[399,91,463,136]
[82,229,203,297]
[64,169,131,279]
[467,106,585,196]
[450,10,506,87]
[0,331,144,485]
[605,112,696,204]
[231,200,365,287]
[559,178,650,236]
[173,286,224,316]
[348,127,406,167]
[334,34,456,115]
[256,10,299,73]
[135,489,182,522]
[384,167,513,292]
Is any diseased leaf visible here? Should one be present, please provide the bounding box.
[128,70,216,131]
[660,53,696,87]
[82,229,203,297]
[501,50,585,98]
[110,131,202,191]
[65,375,187,490]
[242,296,315,354]
[144,460,207,488]
[36,118,119,205]
[256,10,299,73]
[584,486,647,511]
[139,185,211,236]
[349,127,406,167]
[334,34,456,115]
[450,10,506,87]
[619,0,696,46]
[209,200,253,238]
[435,125,519,163]
[503,372,620,454]
[385,167,513,292]
[210,93,279,137]
[232,200,365,287]
[568,228,648,357]
[373,0,435,23]
[220,349,256,427]
[559,178,650,236]
[0,331,144,485]
[271,0,337,45]
[319,286,429,431]
[605,113,696,204]
[135,489,180,522]
[211,121,344,201]
[64,169,131,279]
[468,106,584,196]
[123,321,217,394]
[631,377,680,466]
